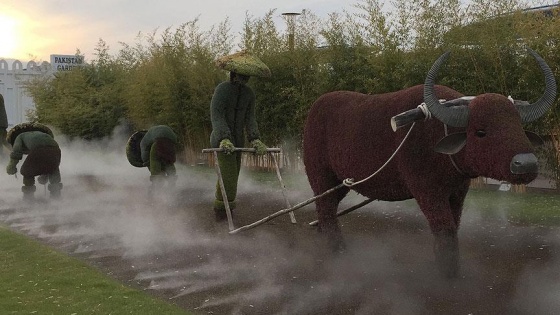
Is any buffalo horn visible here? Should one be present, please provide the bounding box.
[516,49,557,123]
[423,52,470,127]
[390,97,475,131]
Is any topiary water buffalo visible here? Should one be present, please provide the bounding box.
[303,49,557,277]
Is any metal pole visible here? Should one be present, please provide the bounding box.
[281,12,301,51]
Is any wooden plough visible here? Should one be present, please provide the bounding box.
[203,147,376,234]
[202,147,296,231]
[202,121,416,234]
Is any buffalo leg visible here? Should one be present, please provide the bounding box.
[415,197,460,278]
[433,228,459,278]
[433,184,468,278]
[449,181,469,228]
[313,174,349,252]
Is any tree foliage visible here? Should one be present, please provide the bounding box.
[26,41,126,140]
[23,0,560,174]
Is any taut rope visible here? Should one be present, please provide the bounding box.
[343,121,417,187]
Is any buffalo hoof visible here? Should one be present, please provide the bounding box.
[318,223,346,253]
[326,232,346,253]
[434,230,460,278]
[435,248,460,278]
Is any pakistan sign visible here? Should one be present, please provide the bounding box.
[50,54,85,71]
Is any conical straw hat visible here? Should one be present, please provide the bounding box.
[216,50,271,78]
[125,130,147,167]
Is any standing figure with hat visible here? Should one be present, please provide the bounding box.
[126,125,178,192]
[210,50,270,220]
[5,122,62,201]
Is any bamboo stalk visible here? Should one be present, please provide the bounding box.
[271,153,296,223]
[213,151,235,231]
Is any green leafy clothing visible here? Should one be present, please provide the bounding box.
[0,94,8,129]
[7,131,62,198]
[10,131,59,161]
[140,125,178,164]
[0,94,10,157]
[140,125,178,182]
[210,81,263,213]
[210,81,261,148]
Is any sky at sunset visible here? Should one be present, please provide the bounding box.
[1,0,360,62]
[2,1,555,63]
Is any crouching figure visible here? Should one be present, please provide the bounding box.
[126,125,178,191]
[5,123,62,201]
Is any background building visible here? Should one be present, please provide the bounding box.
[0,59,51,127]
[0,54,83,128]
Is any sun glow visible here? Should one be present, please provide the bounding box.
[0,8,84,62]
[0,13,19,58]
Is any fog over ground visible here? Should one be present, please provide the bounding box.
[0,127,559,314]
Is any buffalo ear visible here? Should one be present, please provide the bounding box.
[434,132,467,155]
[525,130,544,146]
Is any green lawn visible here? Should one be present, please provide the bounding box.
[230,166,560,227]
[464,188,560,226]
[0,225,190,315]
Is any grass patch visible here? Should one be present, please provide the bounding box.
[228,166,560,226]
[191,165,560,227]
[0,226,190,315]
[465,188,560,226]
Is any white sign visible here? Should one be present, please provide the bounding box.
[50,54,85,71]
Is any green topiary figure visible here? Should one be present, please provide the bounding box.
[0,94,10,160]
[210,50,270,221]
[126,125,178,191]
[5,123,62,201]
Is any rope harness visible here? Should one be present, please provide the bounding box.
[229,102,467,234]
[342,120,417,187]
[343,101,440,186]
[417,102,432,120]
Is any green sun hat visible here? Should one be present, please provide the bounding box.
[216,50,271,78]
[7,122,54,146]
[125,130,147,167]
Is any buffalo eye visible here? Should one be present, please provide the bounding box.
[475,129,486,138]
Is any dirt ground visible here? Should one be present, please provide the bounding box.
[1,163,560,315]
